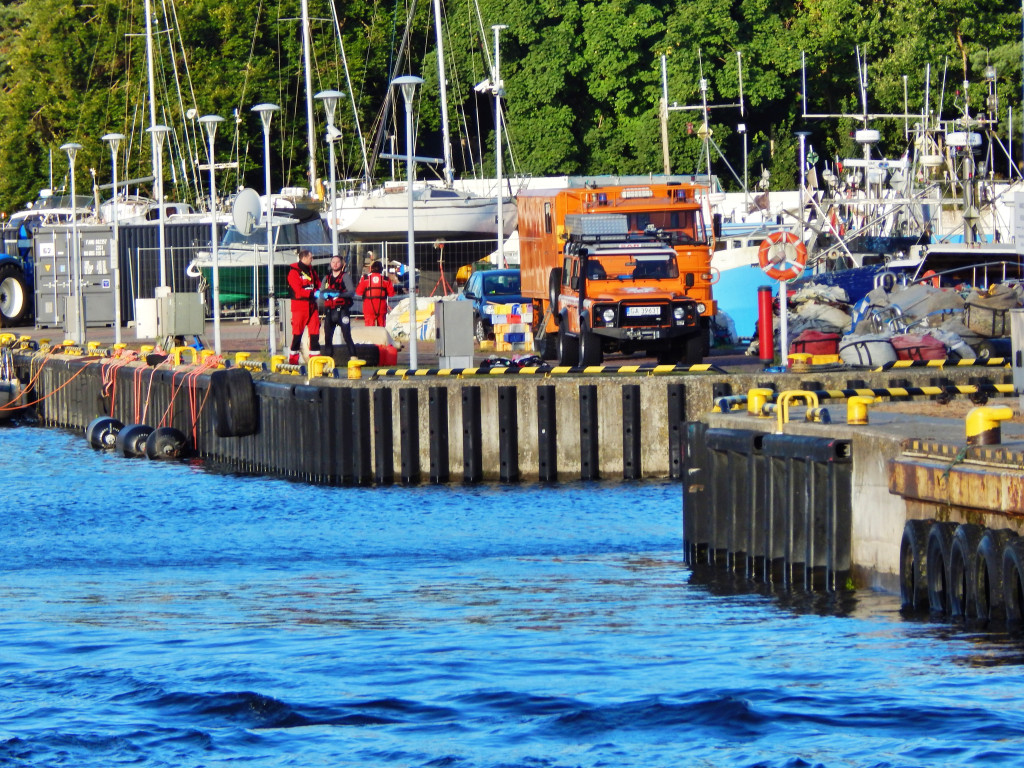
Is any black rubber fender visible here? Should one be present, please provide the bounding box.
[899,519,932,613]
[1003,537,1024,628]
[926,522,957,617]
[975,528,1017,622]
[211,367,258,438]
[86,416,124,451]
[145,427,189,460]
[948,524,984,620]
[115,424,154,458]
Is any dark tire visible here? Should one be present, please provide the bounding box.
[1003,538,1024,629]
[0,262,31,325]
[948,524,984,620]
[539,328,558,361]
[474,314,489,343]
[211,367,258,438]
[86,416,124,451]
[353,343,381,366]
[557,319,578,367]
[655,349,677,365]
[578,322,603,367]
[548,268,562,310]
[976,528,1017,622]
[926,522,956,617]
[145,427,189,460]
[116,424,154,458]
[684,331,705,365]
[899,519,932,613]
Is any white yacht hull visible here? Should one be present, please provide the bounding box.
[330,187,517,241]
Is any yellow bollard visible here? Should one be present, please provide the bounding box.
[966,405,1013,446]
[307,355,335,378]
[270,354,286,374]
[234,351,251,366]
[140,344,154,355]
[747,388,774,417]
[87,341,101,353]
[847,396,879,425]
[788,352,812,371]
[170,346,198,366]
[0,333,16,347]
[347,357,365,379]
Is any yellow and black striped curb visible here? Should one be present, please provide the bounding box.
[369,362,727,379]
[873,357,1009,370]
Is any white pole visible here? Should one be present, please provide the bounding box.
[393,76,424,370]
[432,0,454,187]
[103,134,125,345]
[493,24,507,268]
[147,126,170,289]
[199,115,224,355]
[300,0,317,193]
[61,143,84,346]
[253,104,280,357]
[315,91,345,265]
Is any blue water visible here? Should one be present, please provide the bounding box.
[4,425,1024,767]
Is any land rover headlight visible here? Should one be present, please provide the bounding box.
[602,308,615,324]
[673,307,685,321]
[696,302,707,314]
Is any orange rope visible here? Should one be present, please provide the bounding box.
[0,357,103,411]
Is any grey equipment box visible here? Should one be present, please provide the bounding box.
[435,299,474,368]
[34,224,116,329]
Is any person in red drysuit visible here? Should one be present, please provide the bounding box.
[286,249,321,364]
[355,260,395,327]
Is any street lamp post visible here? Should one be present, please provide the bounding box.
[252,103,280,357]
[60,142,84,345]
[102,133,125,345]
[199,114,225,354]
[392,75,424,370]
[146,125,171,290]
[315,90,345,268]
[492,25,507,268]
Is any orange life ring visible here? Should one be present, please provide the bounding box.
[757,231,807,281]
[922,269,940,288]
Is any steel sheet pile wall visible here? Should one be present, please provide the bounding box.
[27,356,693,484]
[683,423,854,591]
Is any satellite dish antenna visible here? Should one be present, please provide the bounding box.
[232,188,261,236]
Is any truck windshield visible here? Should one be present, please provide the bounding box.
[588,253,679,280]
[625,211,707,244]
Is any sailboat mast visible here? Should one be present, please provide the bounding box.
[432,0,455,187]
[301,0,317,193]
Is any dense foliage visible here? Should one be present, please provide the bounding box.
[0,0,1018,213]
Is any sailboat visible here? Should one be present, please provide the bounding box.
[325,0,517,242]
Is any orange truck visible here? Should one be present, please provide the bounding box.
[518,181,716,365]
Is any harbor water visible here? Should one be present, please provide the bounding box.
[3,424,1024,767]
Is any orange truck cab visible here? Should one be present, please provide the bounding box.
[518,182,714,365]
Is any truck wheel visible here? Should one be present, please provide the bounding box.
[557,319,579,366]
[579,323,603,366]
[548,268,562,310]
[539,330,558,361]
[684,331,705,365]
[0,262,31,325]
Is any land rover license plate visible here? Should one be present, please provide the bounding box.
[625,306,659,317]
